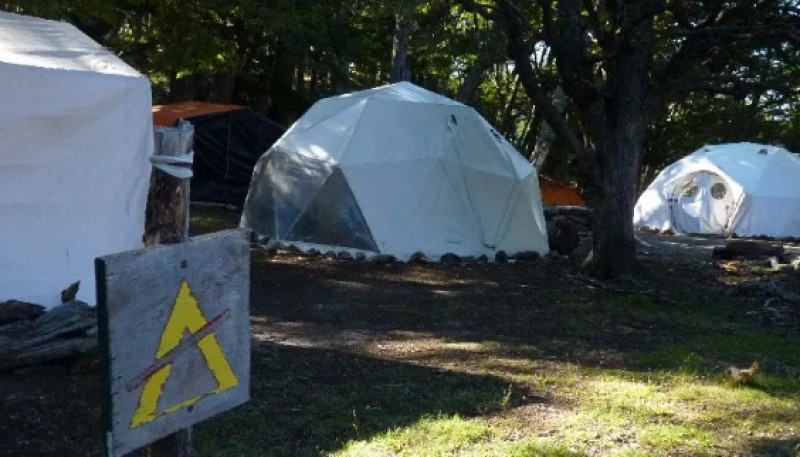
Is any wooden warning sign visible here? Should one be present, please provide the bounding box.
[96,229,250,457]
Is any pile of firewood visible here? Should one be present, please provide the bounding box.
[0,283,98,372]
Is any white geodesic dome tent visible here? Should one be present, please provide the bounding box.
[634,143,800,237]
[0,12,153,308]
[241,82,549,260]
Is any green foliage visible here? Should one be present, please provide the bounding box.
[2,1,798,179]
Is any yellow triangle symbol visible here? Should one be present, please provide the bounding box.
[130,280,239,428]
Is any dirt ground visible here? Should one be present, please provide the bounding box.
[2,207,800,456]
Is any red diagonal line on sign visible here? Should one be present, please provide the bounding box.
[124,309,232,392]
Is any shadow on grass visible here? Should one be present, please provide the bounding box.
[194,341,539,457]
[249,256,710,364]
[0,367,103,457]
[250,254,800,393]
[746,436,800,457]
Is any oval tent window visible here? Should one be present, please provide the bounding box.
[711,183,727,200]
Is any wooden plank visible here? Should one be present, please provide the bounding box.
[96,229,250,457]
[0,300,96,371]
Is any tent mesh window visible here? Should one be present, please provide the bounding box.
[242,148,332,238]
[284,168,378,251]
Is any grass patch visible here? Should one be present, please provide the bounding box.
[193,344,530,456]
[336,415,586,457]
[189,268,800,457]
[335,415,492,456]
[7,223,800,457]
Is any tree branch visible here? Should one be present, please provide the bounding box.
[495,0,600,182]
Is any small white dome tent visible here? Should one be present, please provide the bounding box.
[241,82,549,260]
[0,12,153,308]
[634,143,800,237]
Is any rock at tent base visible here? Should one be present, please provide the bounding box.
[476,255,489,263]
[355,252,367,261]
[409,252,428,264]
[440,253,461,265]
[570,237,594,263]
[337,251,353,260]
[512,251,541,262]
[324,251,338,260]
[372,254,396,264]
[547,218,580,255]
[286,244,302,254]
[495,251,509,263]
[307,248,320,256]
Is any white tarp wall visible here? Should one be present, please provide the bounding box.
[634,143,800,238]
[242,82,549,260]
[0,12,153,308]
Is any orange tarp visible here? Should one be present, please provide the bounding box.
[540,178,587,207]
[152,101,243,127]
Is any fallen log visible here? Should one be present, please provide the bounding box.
[0,300,97,372]
[712,240,785,261]
[1,336,97,372]
[0,300,45,325]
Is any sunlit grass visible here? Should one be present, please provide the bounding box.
[324,361,800,457]
[335,415,586,457]
[336,415,492,456]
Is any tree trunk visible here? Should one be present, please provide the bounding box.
[586,12,654,279]
[208,70,236,103]
[499,77,520,137]
[456,27,503,104]
[589,129,643,278]
[390,13,412,83]
[532,87,567,169]
[457,56,491,104]
[167,74,202,103]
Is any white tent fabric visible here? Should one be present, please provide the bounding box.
[634,143,800,237]
[242,82,549,260]
[0,12,153,308]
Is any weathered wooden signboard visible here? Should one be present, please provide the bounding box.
[96,229,250,457]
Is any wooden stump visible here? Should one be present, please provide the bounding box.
[141,122,195,457]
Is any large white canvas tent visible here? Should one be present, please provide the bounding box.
[0,12,153,308]
[241,82,549,260]
[634,143,800,237]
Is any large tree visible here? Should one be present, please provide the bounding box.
[460,0,800,278]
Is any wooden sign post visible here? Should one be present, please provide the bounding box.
[96,230,250,457]
[143,120,194,456]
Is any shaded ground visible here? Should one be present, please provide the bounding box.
[637,231,800,260]
[2,206,800,456]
